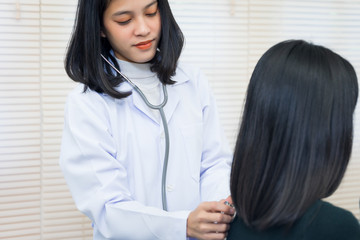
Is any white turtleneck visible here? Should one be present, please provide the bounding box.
[116,59,162,121]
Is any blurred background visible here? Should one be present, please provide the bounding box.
[0,0,359,239]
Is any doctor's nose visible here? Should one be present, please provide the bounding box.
[134,17,150,36]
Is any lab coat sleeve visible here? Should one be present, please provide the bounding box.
[59,87,189,240]
[197,71,233,202]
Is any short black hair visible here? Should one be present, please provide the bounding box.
[65,0,184,99]
[230,40,358,230]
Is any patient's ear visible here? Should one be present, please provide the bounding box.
[101,30,106,38]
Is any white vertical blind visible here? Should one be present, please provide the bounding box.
[0,0,42,239]
[40,1,92,239]
[171,0,249,144]
[0,0,359,239]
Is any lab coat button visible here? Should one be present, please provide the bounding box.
[166,184,174,192]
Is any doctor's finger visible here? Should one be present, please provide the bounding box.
[196,222,229,236]
[219,204,235,216]
[208,222,230,233]
[203,201,235,215]
[207,212,233,224]
[201,230,228,240]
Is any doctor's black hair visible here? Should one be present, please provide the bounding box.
[230,40,358,231]
[65,0,184,99]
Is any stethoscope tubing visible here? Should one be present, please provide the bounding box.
[101,54,169,211]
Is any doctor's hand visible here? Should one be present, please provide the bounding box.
[186,201,235,240]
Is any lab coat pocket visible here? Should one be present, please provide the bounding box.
[180,123,203,182]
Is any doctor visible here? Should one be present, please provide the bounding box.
[60,0,234,239]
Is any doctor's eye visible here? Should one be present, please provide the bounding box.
[145,4,158,17]
[146,10,158,17]
[116,18,132,25]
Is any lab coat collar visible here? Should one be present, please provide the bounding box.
[171,63,190,85]
[131,84,180,126]
[157,64,191,124]
[116,63,190,125]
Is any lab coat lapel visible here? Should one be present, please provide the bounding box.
[164,65,190,124]
[130,64,189,125]
[163,85,179,124]
[131,86,180,125]
[131,91,159,124]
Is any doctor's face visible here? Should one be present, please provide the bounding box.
[101,0,161,63]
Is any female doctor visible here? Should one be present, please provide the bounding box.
[60,0,234,239]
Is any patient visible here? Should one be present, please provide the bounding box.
[228,40,360,239]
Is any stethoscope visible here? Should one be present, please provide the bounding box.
[101,54,170,211]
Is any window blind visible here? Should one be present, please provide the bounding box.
[0,0,42,239]
[0,0,359,239]
[171,0,249,146]
[40,1,92,239]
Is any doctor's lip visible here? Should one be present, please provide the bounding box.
[134,40,153,50]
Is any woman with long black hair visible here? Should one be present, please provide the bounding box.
[228,40,360,239]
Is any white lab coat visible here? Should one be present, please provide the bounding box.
[60,62,232,240]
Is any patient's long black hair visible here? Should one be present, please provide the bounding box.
[230,40,358,230]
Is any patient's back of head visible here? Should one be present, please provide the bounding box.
[229,40,359,239]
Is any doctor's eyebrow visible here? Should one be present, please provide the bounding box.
[112,0,158,17]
